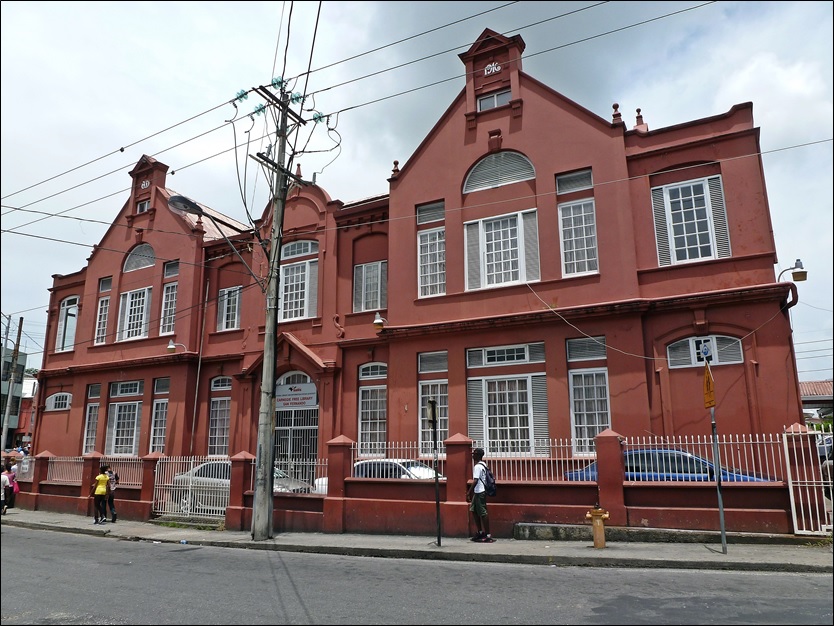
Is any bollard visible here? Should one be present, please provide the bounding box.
[585,504,610,549]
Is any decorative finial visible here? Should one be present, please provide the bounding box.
[392,160,400,175]
[612,103,622,124]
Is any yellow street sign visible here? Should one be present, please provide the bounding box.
[703,364,715,408]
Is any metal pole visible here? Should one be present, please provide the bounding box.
[428,399,441,546]
[252,91,290,541]
[1,317,23,451]
[711,406,727,554]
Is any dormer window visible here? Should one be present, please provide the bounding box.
[478,89,511,112]
[137,200,150,214]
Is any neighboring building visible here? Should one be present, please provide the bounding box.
[1,348,27,449]
[34,28,804,467]
[800,380,833,420]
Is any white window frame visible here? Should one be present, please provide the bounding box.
[55,295,79,352]
[117,287,152,341]
[99,277,112,292]
[45,392,72,411]
[667,335,743,369]
[465,209,540,290]
[466,374,548,455]
[358,385,387,456]
[110,380,143,397]
[559,199,598,276]
[418,227,446,297]
[83,403,99,454]
[105,401,142,456]
[467,342,545,367]
[217,286,242,331]
[652,175,731,266]
[208,397,231,456]
[569,367,610,455]
[477,89,511,111]
[280,260,318,321]
[124,243,155,272]
[94,296,110,345]
[419,380,448,457]
[160,282,178,335]
[211,376,233,391]
[463,151,535,194]
[163,260,180,278]
[353,261,387,313]
[136,200,150,214]
[150,399,168,453]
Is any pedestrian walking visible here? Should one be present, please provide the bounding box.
[466,448,495,543]
[1,470,9,514]
[103,464,119,523]
[89,465,110,524]
[2,463,17,510]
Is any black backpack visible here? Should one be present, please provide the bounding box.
[478,462,497,496]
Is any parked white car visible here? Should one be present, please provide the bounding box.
[312,458,444,495]
[171,460,313,516]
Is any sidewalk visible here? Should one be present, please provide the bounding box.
[2,507,831,573]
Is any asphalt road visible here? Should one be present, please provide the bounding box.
[1,526,831,625]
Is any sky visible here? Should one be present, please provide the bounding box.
[1,1,832,381]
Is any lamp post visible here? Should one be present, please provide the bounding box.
[777,259,807,283]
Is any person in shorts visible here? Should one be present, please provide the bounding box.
[466,448,494,543]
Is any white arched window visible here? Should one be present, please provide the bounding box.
[45,392,72,411]
[463,151,535,194]
[124,243,155,272]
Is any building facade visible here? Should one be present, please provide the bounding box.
[33,29,803,470]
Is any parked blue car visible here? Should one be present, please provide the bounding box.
[564,448,771,482]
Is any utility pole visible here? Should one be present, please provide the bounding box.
[1,317,23,451]
[251,89,291,541]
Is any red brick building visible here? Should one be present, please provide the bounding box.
[34,29,803,467]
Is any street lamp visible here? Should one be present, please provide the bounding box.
[373,311,387,332]
[777,259,807,283]
[168,195,266,293]
[167,339,188,353]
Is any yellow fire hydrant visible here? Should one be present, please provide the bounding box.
[586,504,610,549]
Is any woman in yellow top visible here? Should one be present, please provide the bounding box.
[90,465,110,525]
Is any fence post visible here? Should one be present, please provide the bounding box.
[595,429,627,526]
[321,435,354,533]
[444,433,474,537]
[27,450,54,509]
[227,451,255,530]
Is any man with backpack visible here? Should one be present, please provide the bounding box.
[466,447,495,543]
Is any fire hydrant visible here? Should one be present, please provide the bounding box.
[586,504,610,549]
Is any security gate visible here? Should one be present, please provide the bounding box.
[783,428,832,536]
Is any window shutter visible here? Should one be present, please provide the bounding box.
[142,288,152,337]
[353,265,363,312]
[216,290,226,330]
[117,294,128,341]
[419,351,448,373]
[531,375,549,455]
[528,342,546,362]
[652,187,671,266]
[463,152,535,194]
[523,211,540,281]
[105,404,116,454]
[466,379,485,446]
[567,337,606,361]
[556,169,593,194]
[416,202,445,224]
[307,261,319,317]
[715,335,742,363]
[708,176,731,258]
[132,401,142,455]
[467,348,484,367]
[465,222,481,290]
[380,261,387,309]
[667,340,693,367]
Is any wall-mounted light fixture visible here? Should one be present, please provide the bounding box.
[373,311,387,332]
[167,339,188,353]
[777,258,807,283]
